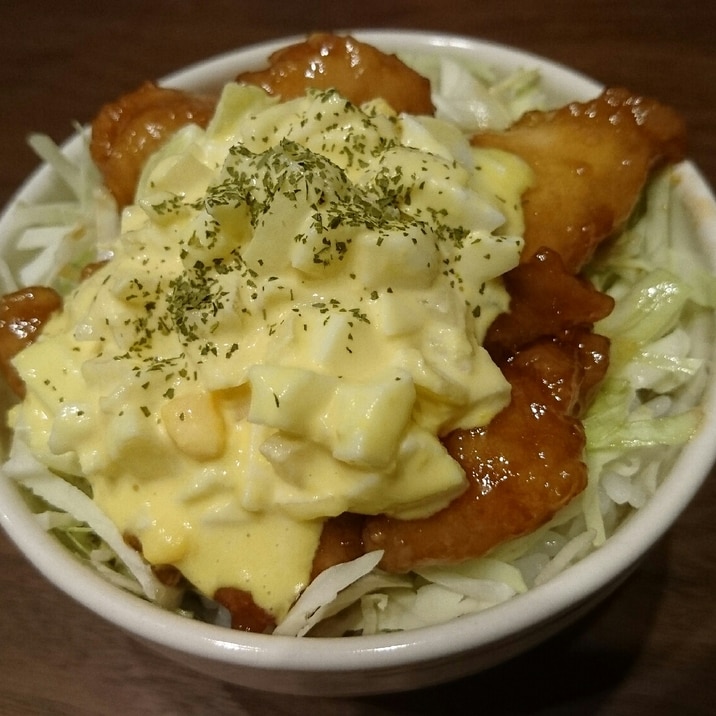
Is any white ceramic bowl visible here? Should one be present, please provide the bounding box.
[1,31,716,697]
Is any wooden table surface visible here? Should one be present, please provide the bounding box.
[1,2,715,714]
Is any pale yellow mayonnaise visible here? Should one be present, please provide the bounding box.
[11,83,532,620]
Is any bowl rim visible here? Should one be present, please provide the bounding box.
[1,29,715,677]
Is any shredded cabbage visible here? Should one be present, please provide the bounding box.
[2,53,714,637]
[3,128,119,294]
[401,51,547,131]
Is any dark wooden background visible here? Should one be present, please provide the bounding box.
[1,2,714,714]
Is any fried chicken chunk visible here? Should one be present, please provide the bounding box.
[213,587,277,633]
[310,512,365,580]
[0,286,62,397]
[485,249,616,362]
[90,82,217,208]
[363,330,610,573]
[237,33,435,116]
[472,87,686,272]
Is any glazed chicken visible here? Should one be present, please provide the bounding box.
[0,286,61,397]
[472,87,686,272]
[90,82,217,209]
[237,33,435,116]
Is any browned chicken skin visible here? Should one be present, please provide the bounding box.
[213,587,277,633]
[237,33,435,116]
[0,286,62,397]
[485,249,616,363]
[90,81,217,208]
[472,87,686,272]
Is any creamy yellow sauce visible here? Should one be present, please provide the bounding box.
[10,83,532,620]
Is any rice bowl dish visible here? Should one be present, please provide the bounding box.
[0,30,715,695]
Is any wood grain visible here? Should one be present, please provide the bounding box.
[1,2,715,714]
